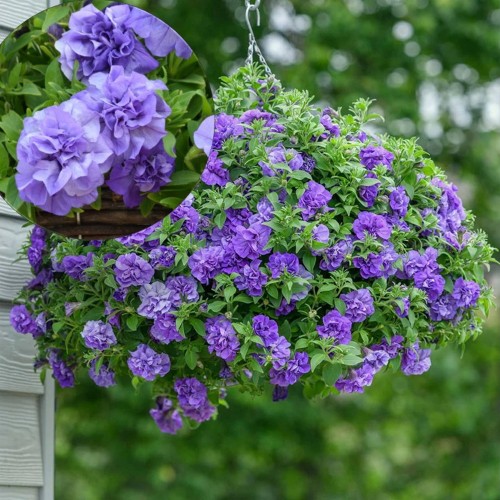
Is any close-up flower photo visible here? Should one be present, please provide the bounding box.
[0,0,212,238]
[1,1,500,500]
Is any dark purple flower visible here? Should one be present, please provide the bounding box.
[234,260,268,297]
[403,248,439,278]
[276,298,298,316]
[340,289,375,323]
[414,271,445,301]
[232,224,272,259]
[114,253,154,288]
[48,350,75,388]
[174,377,215,423]
[10,305,39,335]
[55,4,158,81]
[81,320,117,350]
[353,244,398,279]
[363,349,391,371]
[317,310,352,344]
[429,294,458,321]
[116,221,161,247]
[269,352,311,387]
[389,186,410,217]
[47,23,64,40]
[320,239,352,271]
[259,145,304,176]
[394,297,410,318]
[335,364,375,393]
[320,111,341,138]
[267,253,299,278]
[272,386,289,401]
[372,335,404,359]
[352,212,391,240]
[358,172,379,207]
[149,246,176,269]
[127,343,170,381]
[269,336,291,368]
[188,246,225,284]
[359,145,394,170]
[62,253,93,281]
[123,6,192,59]
[107,144,175,208]
[401,342,432,375]
[205,316,240,362]
[150,397,183,434]
[150,314,184,344]
[297,181,332,220]
[432,178,466,233]
[89,359,116,387]
[170,202,200,234]
[239,109,283,132]
[137,282,175,319]
[252,314,280,348]
[77,66,170,158]
[165,276,199,307]
[201,151,230,186]
[16,100,113,215]
[452,278,481,308]
[27,268,53,289]
[28,245,44,273]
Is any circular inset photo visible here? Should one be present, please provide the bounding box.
[0,0,213,239]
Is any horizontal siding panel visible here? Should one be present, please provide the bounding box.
[0,486,38,500]
[0,0,47,30]
[0,198,23,219]
[0,29,9,43]
[0,216,32,301]
[0,303,43,395]
[0,392,43,487]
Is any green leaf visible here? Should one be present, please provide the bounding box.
[185,349,198,370]
[0,143,11,178]
[81,305,105,323]
[45,58,66,87]
[190,318,206,337]
[207,301,226,313]
[0,111,24,142]
[310,352,326,372]
[224,286,236,302]
[341,354,364,366]
[126,315,139,331]
[42,5,70,32]
[322,363,342,386]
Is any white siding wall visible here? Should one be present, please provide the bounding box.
[0,2,58,499]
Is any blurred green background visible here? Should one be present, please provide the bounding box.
[55,1,500,498]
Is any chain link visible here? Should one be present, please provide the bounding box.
[244,0,273,76]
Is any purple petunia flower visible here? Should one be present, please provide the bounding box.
[54,4,159,81]
[320,110,341,138]
[48,350,75,388]
[89,359,116,387]
[335,363,375,393]
[16,100,113,215]
[297,181,333,220]
[174,377,215,423]
[205,316,240,362]
[389,186,410,217]
[252,314,280,348]
[201,151,230,186]
[340,289,375,323]
[403,247,439,279]
[107,144,175,208]
[312,224,330,245]
[269,336,292,368]
[359,145,394,170]
[429,294,458,321]
[232,224,272,260]
[269,352,311,387]
[114,253,154,288]
[62,253,93,281]
[170,202,200,234]
[188,246,225,284]
[401,342,432,375]
[150,314,184,344]
[320,239,352,271]
[259,145,305,176]
[414,270,445,301]
[137,282,175,319]
[149,246,176,269]
[127,343,170,381]
[10,305,39,336]
[234,260,268,297]
[452,278,481,308]
[267,253,300,279]
[317,309,352,344]
[150,397,183,434]
[352,212,391,240]
[76,66,170,159]
[165,276,199,307]
[81,320,117,350]
[358,172,380,207]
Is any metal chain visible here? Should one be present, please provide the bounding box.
[244,0,273,76]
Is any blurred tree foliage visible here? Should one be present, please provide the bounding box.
[54,0,500,498]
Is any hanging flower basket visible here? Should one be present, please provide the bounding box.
[0,1,211,239]
[11,63,495,434]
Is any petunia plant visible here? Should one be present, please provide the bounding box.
[12,64,495,434]
[0,0,211,227]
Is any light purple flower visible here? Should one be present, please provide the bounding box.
[149,246,176,269]
[358,172,379,207]
[452,278,481,308]
[137,282,175,319]
[297,181,332,220]
[267,253,300,278]
[359,145,394,170]
[429,294,458,321]
[232,224,272,259]
[114,253,154,288]
[48,350,75,388]
[352,212,391,240]
[165,276,199,307]
[81,320,117,350]
[16,100,113,215]
[89,360,116,387]
[62,253,93,281]
[55,4,158,82]
[320,239,352,271]
[127,343,170,381]
[150,314,184,344]
[10,305,39,336]
[340,289,375,323]
[150,397,183,434]
[401,342,432,375]
[174,377,215,423]
[414,271,445,301]
[270,352,311,387]
[77,66,170,159]
[201,151,230,186]
[234,260,268,297]
[252,314,280,348]
[188,246,225,284]
[389,186,410,217]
